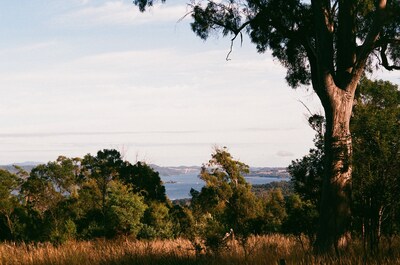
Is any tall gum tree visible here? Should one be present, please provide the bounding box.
[134,0,400,252]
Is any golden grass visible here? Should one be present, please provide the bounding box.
[0,235,399,265]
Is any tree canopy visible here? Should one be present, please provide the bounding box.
[136,0,399,89]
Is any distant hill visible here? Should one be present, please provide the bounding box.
[0,162,41,174]
[150,164,289,178]
[0,162,290,179]
[247,167,290,178]
[149,165,201,176]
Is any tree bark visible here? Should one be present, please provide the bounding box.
[315,84,354,253]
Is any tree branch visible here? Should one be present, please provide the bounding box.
[355,0,387,72]
[380,43,400,71]
[349,0,388,93]
[225,19,253,60]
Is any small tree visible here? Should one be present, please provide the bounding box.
[191,147,260,254]
[106,180,147,238]
[261,188,287,233]
[140,202,174,239]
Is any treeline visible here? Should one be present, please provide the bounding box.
[0,79,398,256]
[0,147,301,249]
[0,150,175,243]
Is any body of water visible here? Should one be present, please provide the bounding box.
[161,174,287,200]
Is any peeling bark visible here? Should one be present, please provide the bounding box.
[315,83,355,253]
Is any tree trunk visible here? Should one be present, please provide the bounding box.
[315,85,354,253]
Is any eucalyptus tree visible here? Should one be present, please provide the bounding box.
[134,0,400,251]
[120,161,168,203]
[289,79,400,252]
[81,149,124,235]
[190,147,260,252]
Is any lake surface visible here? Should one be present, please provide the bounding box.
[161,174,287,200]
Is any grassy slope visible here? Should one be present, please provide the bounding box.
[1,235,399,265]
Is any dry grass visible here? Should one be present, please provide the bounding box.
[0,235,399,265]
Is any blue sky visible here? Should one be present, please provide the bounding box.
[0,0,398,166]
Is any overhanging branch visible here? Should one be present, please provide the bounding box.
[380,43,400,71]
[226,20,252,60]
[356,0,387,70]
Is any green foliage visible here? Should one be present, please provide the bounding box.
[283,194,318,244]
[48,218,77,245]
[252,181,294,198]
[140,202,174,239]
[225,184,261,237]
[190,147,260,253]
[0,149,173,243]
[288,79,400,252]
[0,169,21,240]
[170,205,195,237]
[106,180,147,238]
[351,79,400,251]
[81,149,123,210]
[135,0,399,89]
[260,188,287,233]
[120,161,167,203]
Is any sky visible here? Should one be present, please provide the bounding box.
[0,0,398,167]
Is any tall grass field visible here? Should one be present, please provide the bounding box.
[0,235,399,265]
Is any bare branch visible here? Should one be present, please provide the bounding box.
[177,9,194,23]
[225,20,252,60]
[226,36,235,61]
[298,99,314,116]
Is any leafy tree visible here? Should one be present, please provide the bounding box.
[289,79,400,252]
[44,156,79,196]
[81,149,123,234]
[191,147,260,253]
[351,79,400,253]
[260,188,287,233]
[21,166,62,219]
[46,206,77,244]
[120,161,167,203]
[140,201,174,239]
[283,194,319,247]
[0,169,21,240]
[106,180,147,238]
[169,205,195,237]
[134,0,400,251]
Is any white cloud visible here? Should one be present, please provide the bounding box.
[55,1,187,28]
[0,41,57,56]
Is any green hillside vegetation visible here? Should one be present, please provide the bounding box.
[0,79,398,264]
